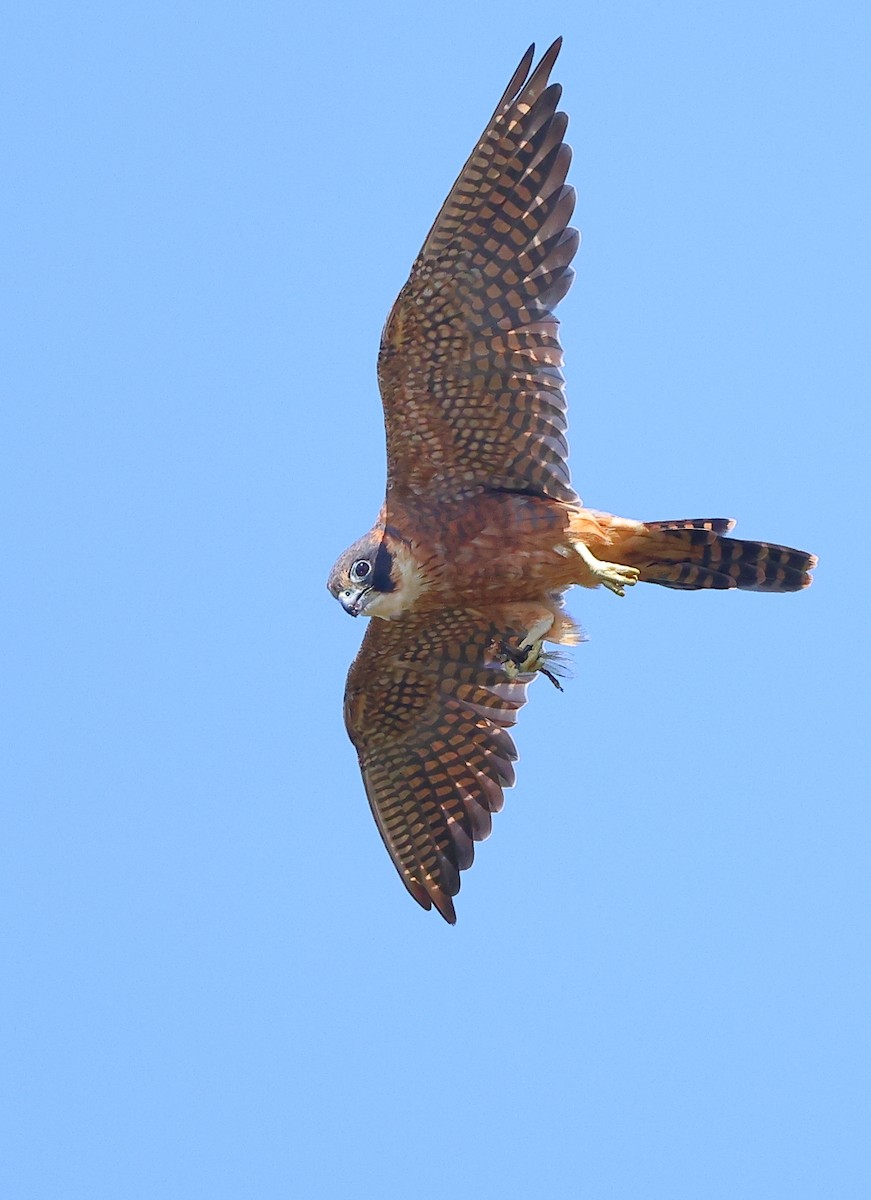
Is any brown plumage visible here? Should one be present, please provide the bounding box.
[377,37,577,504]
[343,609,539,924]
[327,40,817,923]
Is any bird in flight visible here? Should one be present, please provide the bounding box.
[327,39,816,923]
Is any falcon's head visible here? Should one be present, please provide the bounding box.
[327,528,423,619]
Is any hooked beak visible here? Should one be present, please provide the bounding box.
[339,587,369,617]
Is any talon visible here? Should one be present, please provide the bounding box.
[598,562,639,596]
[500,638,542,674]
[575,543,640,596]
[498,634,566,690]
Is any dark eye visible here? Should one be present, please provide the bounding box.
[351,559,371,580]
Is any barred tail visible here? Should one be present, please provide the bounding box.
[630,519,817,592]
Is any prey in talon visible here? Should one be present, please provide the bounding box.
[500,638,565,692]
[326,40,817,923]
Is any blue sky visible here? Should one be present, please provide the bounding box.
[3,2,869,1197]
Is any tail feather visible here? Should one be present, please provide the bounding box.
[645,517,736,535]
[628,519,816,593]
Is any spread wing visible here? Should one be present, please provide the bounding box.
[377,39,579,505]
[343,609,538,923]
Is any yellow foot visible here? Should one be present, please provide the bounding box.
[502,639,546,679]
[503,652,539,681]
[518,615,555,654]
[575,543,640,597]
[500,615,565,688]
[501,640,564,691]
[597,562,640,596]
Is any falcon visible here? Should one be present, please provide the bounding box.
[327,40,816,923]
